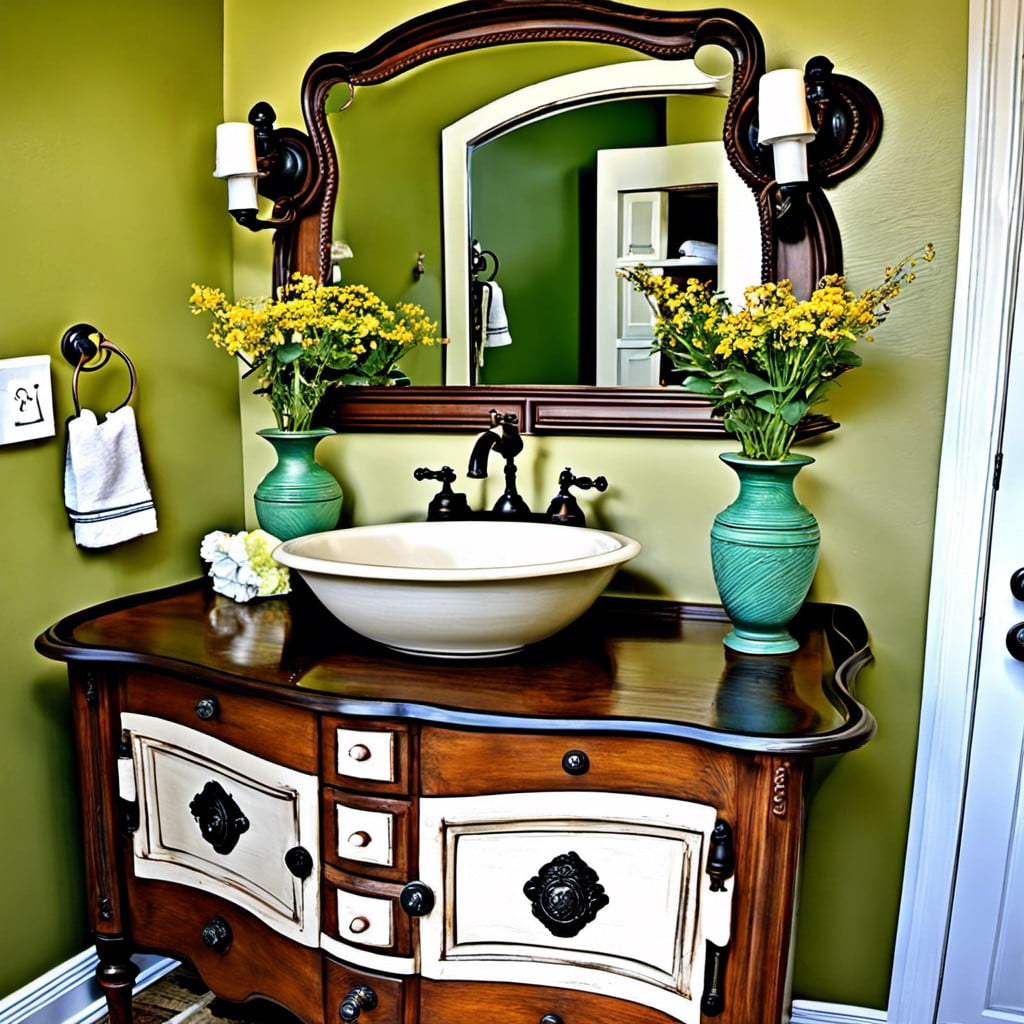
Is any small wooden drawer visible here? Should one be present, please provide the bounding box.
[323,789,411,881]
[127,876,324,1024]
[123,672,316,774]
[323,867,412,957]
[419,980,683,1024]
[420,727,739,807]
[322,718,410,795]
[325,957,405,1024]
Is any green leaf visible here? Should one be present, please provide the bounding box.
[681,376,718,395]
[781,400,810,426]
[753,393,780,414]
[274,343,303,365]
[728,370,776,395]
[833,350,863,368]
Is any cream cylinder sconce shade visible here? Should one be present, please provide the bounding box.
[214,121,258,211]
[758,69,816,184]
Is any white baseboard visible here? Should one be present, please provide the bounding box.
[0,949,178,1024]
[790,999,887,1024]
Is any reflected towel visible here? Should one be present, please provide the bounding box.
[482,280,512,349]
[64,406,157,548]
[677,239,718,265]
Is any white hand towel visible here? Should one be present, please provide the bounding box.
[64,407,157,548]
[677,238,718,264]
[482,280,512,349]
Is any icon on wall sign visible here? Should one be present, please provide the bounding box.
[0,356,55,445]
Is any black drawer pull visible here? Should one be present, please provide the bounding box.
[540,1016,564,1024]
[339,985,377,1022]
[561,749,589,775]
[399,880,435,917]
[195,696,219,721]
[201,916,232,955]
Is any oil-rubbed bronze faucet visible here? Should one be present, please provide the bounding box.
[466,409,530,517]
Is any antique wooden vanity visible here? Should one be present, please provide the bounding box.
[38,579,873,1024]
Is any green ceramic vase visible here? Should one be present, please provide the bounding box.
[253,428,343,541]
[710,452,820,655]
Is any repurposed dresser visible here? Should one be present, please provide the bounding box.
[37,580,874,1024]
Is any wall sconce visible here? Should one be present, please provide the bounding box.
[213,102,322,289]
[214,103,317,234]
[757,68,816,184]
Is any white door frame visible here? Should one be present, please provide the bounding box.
[888,0,1024,1019]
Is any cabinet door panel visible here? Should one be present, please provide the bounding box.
[122,713,319,945]
[418,791,724,1024]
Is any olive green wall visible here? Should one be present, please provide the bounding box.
[224,0,966,1010]
[0,0,240,995]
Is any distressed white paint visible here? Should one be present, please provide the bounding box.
[122,713,319,946]
[334,888,394,949]
[335,802,394,867]
[418,791,722,1023]
[334,727,395,783]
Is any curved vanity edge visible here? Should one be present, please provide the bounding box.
[35,579,875,757]
[34,577,208,660]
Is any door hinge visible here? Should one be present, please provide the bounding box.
[994,451,1004,490]
[117,732,139,834]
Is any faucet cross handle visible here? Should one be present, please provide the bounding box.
[546,468,608,527]
[413,465,470,521]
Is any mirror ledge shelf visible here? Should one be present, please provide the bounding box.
[316,385,838,440]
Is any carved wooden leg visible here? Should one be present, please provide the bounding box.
[94,934,138,1024]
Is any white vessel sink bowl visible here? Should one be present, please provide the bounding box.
[273,520,641,658]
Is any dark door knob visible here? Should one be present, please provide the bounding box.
[399,880,435,917]
[201,916,232,955]
[339,985,377,1022]
[1007,623,1024,660]
[1012,569,1024,601]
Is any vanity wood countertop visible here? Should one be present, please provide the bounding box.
[38,578,874,756]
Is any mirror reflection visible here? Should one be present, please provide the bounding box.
[327,48,761,390]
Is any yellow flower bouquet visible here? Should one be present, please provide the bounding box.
[190,274,441,431]
[619,245,934,460]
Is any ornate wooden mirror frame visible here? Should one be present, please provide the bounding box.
[238,0,882,438]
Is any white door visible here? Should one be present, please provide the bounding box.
[593,143,761,387]
[936,255,1024,1023]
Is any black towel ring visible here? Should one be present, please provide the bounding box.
[60,323,137,416]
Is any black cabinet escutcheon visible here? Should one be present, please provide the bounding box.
[189,780,250,855]
[523,850,608,937]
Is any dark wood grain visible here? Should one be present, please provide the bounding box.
[126,877,324,1024]
[325,957,406,1024]
[419,978,682,1024]
[38,582,874,756]
[124,672,318,774]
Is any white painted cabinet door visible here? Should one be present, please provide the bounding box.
[417,790,725,1024]
[122,713,320,946]
[936,257,1024,1023]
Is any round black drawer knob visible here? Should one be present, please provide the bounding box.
[1007,623,1024,661]
[339,985,377,1022]
[540,1016,564,1024]
[285,846,314,878]
[201,916,232,955]
[1012,568,1024,601]
[195,696,219,721]
[561,750,590,776]
[399,880,435,917]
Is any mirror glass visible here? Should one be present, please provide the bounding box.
[326,46,761,389]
